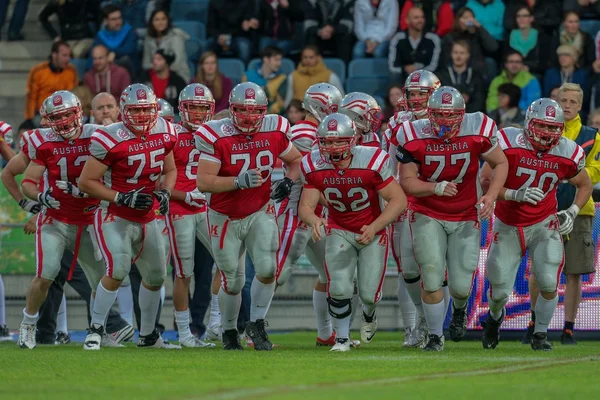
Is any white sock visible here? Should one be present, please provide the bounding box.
[313,289,332,340]
[0,275,6,325]
[208,294,220,328]
[398,279,416,329]
[422,299,445,337]
[117,285,134,326]
[405,278,425,317]
[22,308,39,325]
[250,277,275,322]
[56,294,68,333]
[91,282,118,327]
[175,309,192,338]
[139,285,162,336]
[219,288,241,331]
[534,295,558,334]
[160,286,166,308]
[330,302,351,340]
[487,288,506,321]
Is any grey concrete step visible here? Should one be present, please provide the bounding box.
[0,58,46,72]
[0,40,54,59]
[0,72,28,97]
[0,96,26,127]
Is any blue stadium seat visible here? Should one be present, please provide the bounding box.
[247,58,296,75]
[170,0,209,24]
[373,95,385,108]
[345,76,390,97]
[174,21,206,41]
[323,58,346,83]
[348,58,389,78]
[218,59,246,85]
[185,38,203,63]
[71,59,88,82]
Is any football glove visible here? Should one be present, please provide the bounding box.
[270,177,294,202]
[234,169,262,189]
[154,189,171,215]
[56,180,89,198]
[37,188,60,209]
[114,187,154,210]
[504,187,545,205]
[185,188,206,208]
[19,199,42,214]
[557,204,580,236]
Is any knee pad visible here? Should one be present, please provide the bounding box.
[275,263,293,287]
[536,272,558,293]
[327,297,352,319]
[488,285,510,304]
[421,267,443,293]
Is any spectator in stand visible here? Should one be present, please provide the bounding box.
[564,0,600,20]
[120,0,150,35]
[503,0,562,38]
[139,49,187,109]
[399,0,455,37]
[285,99,306,125]
[437,40,485,112]
[381,83,402,131]
[505,5,549,78]
[23,41,78,129]
[193,51,234,113]
[83,44,131,100]
[550,85,560,100]
[38,0,94,58]
[243,46,288,115]
[91,4,139,78]
[352,0,399,59]
[549,11,595,69]
[588,108,600,130]
[0,0,29,41]
[89,92,119,125]
[72,85,94,123]
[441,7,498,77]
[465,0,505,42]
[544,44,588,99]
[257,0,304,55]
[206,0,257,65]
[142,9,190,83]
[488,82,526,128]
[284,44,344,106]
[486,50,541,112]
[303,0,355,63]
[388,7,441,82]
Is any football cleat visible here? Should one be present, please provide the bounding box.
[137,329,181,349]
[83,324,103,351]
[55,331,71,345]
[404,316,428,348]
[521,321,535,344]
[204,325,222,342]
[360,312,378,344]
[330,337,351,352]
[179,335,216,348]
[109,324,135,343]
[101,333,125,348]
[245,319,273,351]
[316,333,336,347]
[422,334,445,352]
[18,322,36,349]
[222,329,243,350]
[531,332,553,351]
[350,338,361,348]
[0,325,12,341]
[482,309,504,350]
[560,329,577,345]
[448,305,468,342]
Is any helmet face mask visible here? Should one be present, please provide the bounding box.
[120,84,159,135]
[178,83,215,129]
[427,87,466,139]
[45,91,83,139]
[228,82,268,134]
[403,70,441,118]
[524,98,565,151]
[317,113,356,164]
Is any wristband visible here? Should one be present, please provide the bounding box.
[22,178,38,186]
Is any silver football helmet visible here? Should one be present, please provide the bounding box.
[339,92,382,134]
[316,112,356,164]
[178,83,215,129]
[157,99,174,122]
[229,82,268,134]
[44,90,83,139]
[303,83,342,122]
[120,83,158,134]
[427,86,465,139]
[39,95,53,128]
[402,70,441,118]
[525,98,565,151]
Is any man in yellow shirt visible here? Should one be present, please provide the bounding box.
[524,83,600,345]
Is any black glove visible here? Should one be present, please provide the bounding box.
[19,199,43,214]
[115,187,154,210]
[154,189,171,215]
[270,177,294,203]
[37,188,60,209]
[395,146,420,164]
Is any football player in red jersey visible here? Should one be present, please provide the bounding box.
[79,83,180,350]
[339,92,382,148]
[18,91,108,349]
[480,99,592,351]
[395,86,508,351]
[299,113,407,352]
[195,82,302,350]
[157,98,175,122]
[164,83,217,348]
[277,82,342,347]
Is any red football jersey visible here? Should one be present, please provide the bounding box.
[89,118,178,223]
[357,132,381,148]
[0,121,12,145]
[28,125,100,225]
[396,112,497,221]
[170,123,205,215]
[301,146,394,234]
[494,127,585,226]
[195,114,293,219]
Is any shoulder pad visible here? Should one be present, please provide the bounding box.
[259,114,291,135]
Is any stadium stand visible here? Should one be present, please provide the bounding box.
[170,0,209,24]
[247,58,296,76]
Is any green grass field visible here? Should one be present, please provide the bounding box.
[2,332,600,399]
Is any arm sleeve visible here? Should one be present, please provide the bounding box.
[142,37,153,71]
[381,0,400,41]
[353,2,367,42]
[38,2,59,39]
[336,0,354,35]
[388,33,404,74]
[423,33,441,72]
[375,154,394,190]
[477,26,499,53]
[89,135,112,163]
[303,2,320,37]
